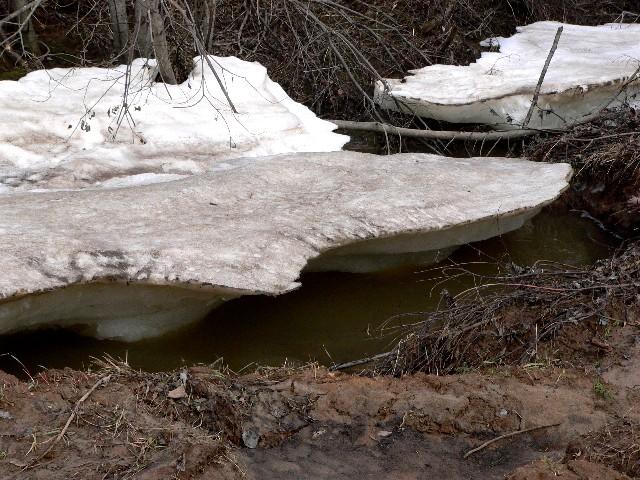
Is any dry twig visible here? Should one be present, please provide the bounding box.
[331,119,540,141]
[27,374,112,467]
[464,423,561,458]
[523,26,563,127]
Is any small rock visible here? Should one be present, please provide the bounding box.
[0,410,12,420]
[242,426,260,449]
[312,428,326,439]
[377,430,393,438]
[498,408,509,418]
[167,385,186,400]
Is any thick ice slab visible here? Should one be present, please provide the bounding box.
[0,152,571,340]
[0,56,348,192]
[375,22,640,129]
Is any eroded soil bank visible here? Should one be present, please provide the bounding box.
[0,298,638,479]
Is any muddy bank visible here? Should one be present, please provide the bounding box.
[0,300,638,479]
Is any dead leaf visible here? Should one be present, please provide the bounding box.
[168,385,186,400]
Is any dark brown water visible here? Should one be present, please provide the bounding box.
[0,209,617,376]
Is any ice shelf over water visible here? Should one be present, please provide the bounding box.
[0,56,348,192]
[0,152,571,341]
[375,22,640,129]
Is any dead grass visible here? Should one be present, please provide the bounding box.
[19,356,230,478]
[580,419,640,477]
[524,107,640,230]
[374,240,640,376]
[525,107,640,186]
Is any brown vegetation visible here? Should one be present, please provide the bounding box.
[1,0,637,118]
[525,107,640,231]
[374,237,639,375]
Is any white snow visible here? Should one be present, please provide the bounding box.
[0,151,571,341]
[98,173,189,189]
[0,56,348,192]
[375,22,640,129]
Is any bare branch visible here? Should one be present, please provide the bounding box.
[523,26,563,127]
[331,120,540,141]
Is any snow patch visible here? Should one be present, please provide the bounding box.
[0,56,348,192]
[0,283,236,342]
[375,22,640,129]
[98,173,189,189]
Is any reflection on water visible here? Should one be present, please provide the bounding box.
[0,209,617,375]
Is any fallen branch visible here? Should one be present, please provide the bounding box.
[330,120,539,141]
[523,26,563,127]
[463,422,561,459]
[330,351,394,371]
[26,374,112,468]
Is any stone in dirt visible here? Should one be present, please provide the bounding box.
[0,151,571,341]
[375,22,640,130]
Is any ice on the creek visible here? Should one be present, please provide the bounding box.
[375,22,640,129]
[0,152,571,341]
[0,56,348,192]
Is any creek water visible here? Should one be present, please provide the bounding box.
[0,208,617,376]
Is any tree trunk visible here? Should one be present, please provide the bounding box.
[107,0,129,61]
[134,0,152,57]
[11,0,39,55]
[134,0,177,84]
[199,0,217,51]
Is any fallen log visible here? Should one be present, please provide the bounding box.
[330,120,540,141]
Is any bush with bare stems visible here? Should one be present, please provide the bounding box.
[1,0,637,119]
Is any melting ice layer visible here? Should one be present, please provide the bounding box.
[375,22,640,129]
[0,284,240,342]
[0,56,348,192]
[0,152,572,341]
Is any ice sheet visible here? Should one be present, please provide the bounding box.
[375,22,640,129]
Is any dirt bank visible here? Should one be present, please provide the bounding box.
[0,302,638,479]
